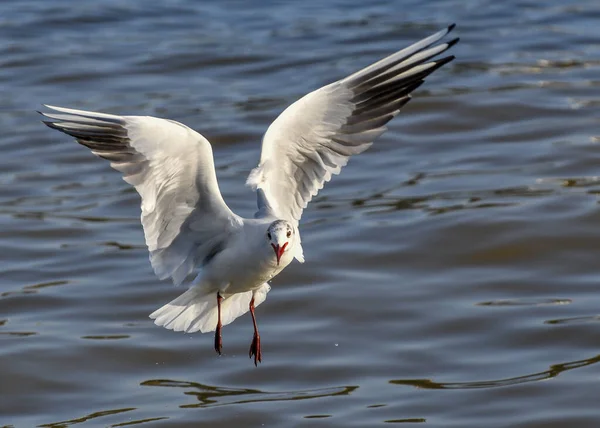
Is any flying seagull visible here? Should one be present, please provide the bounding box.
[40,24,458,365]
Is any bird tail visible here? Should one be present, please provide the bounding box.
[149,283,271,333]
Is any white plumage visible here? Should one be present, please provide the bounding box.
[40,25,458,364]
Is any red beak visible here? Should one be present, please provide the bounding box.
[271,242,288,265]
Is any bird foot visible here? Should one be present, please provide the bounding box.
[249,333,262,366]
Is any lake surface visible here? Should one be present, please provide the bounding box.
[2,0,600,426]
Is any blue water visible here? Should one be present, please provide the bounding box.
[2,0,600,426]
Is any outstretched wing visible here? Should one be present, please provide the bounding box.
[40,106,242,285]
[247,24,458,227]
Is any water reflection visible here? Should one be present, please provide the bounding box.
[390,354,600,390]
[0,331,37,337]
[344,184,558,216]
[545,315,600,325]
[303,414,332,419]
[110,417,169,427]
[39,407,136,428]
[1,280,70,298]
[477,298,571,307]
[141,379,357,408]
[80,335,130,340]
[3,0,600,426]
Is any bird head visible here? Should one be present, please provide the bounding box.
[266,220,294,265]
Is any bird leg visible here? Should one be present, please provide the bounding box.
[214,292,223,355]
[248,295,262,366]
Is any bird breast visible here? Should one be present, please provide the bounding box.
[202,231,293,295]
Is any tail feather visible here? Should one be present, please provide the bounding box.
[149,283,271,333]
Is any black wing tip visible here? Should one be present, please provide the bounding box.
[41,120,76,139]
[39,104,56,113]
[37,109,55,119]
[435,55,456,68]
[408,79,425,93]
[414,55,455,83]
[448,23,456,32]
[42,120,60,130]
[41,120,76,138]
[446,37,460,49]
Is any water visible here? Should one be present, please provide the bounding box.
[2,0,600,426]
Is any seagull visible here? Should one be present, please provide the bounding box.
[40,24,458,365]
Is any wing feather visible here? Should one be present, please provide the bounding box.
[247,25,458,237]
[40,106,241,285]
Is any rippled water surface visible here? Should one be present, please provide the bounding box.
[2,1,600,426]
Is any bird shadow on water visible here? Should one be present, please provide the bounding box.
[140,379,358,409]
[390,353,600,390]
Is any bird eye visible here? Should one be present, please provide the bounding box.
[286,231,291,238]
[267,232,272,240]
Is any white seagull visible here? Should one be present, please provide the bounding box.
[40,25,458,365]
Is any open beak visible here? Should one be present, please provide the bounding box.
[271,242,288,265]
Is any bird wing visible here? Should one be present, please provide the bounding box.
[247,24,458,260]
[40,105,242,285]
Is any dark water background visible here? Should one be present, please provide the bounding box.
[2,0,600,426]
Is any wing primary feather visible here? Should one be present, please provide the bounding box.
[327,139,372,156]
[41,115,130,148]
[249,25,458,230]
[77,141,129,152]
[351,39,458,92]
[353,82,422,116]
[350,56,454,105]
[352,80,424,110]
[339,115,394,135]
[42,104,125,124]
[345,24,456,89]
[40,105,240,286]
[346,97,411,125]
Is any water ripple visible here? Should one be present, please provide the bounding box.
[39,408,136,428]
[3,0,600,427]
[390,354,600,390]
[141,379,357,409]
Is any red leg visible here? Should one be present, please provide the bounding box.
[248,295,262,366]
[214,292,223,355]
